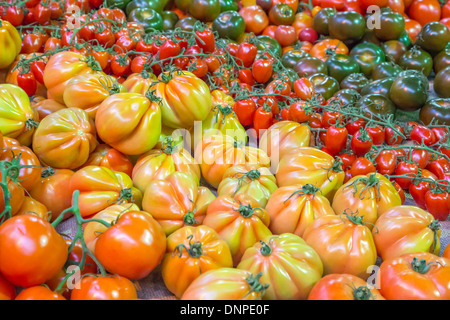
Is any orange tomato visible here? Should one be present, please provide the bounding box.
[94,211,166,280]
[122,72,157,95]
[161,225,233,298]
[142,172,215,236]
[69,165,142,218]
[70,275,138,300]
[239,5,269,35]
[81,144,133,177]
[0,175,25,217]
[31,98,66,121]
[407,0,441,26]
[404,18,423,41]
[16,197,50,221]
[265,184,336,237]
[292,12,313,33]
[15,286,66,300]
[373,206,441,261]
[1,145,41,191]
[302,212,377,280]
[0,273,15,300]
[310,39,349,61]
[43,51,95,104]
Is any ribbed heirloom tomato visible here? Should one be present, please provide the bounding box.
[237,233,323,300]
[69,165,142,218]
[32,108,98,169]
[95,93,162,156]
[265,184,336,237]
[70,275,138,300]
[142,172,216,236]
[81,144,133,177]
[0,145,40,191]
[161,225,233,298]
[0,19,21,69]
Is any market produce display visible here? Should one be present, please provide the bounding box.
[0,0,450,301]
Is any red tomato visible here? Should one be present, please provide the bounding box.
[253,107,274,137]
[252,59,273,83]
[351,130,373,157]
[408,0,441,26]
[17,72,37,97]
[290,101,311,123]
[325,125,348,155]
[236,42,258,68]
[425,190,450,221]
[395,161,419,189]
[234,99,257,126]
[195,28,215,54]
[350,158,376,177]
[385,125,405,145]
[70,275,138,300]
[410,125,436,146]
[375,150,397,175]
[367,125,386,145]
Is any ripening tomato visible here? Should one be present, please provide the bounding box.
[94,210,166,280]
[237,233,323,300]
[302,212,378,280]
[0,145,40,191]
[408,0,441,26]
[81,144,133,177]
[31,98,66,121]
[43,51,95,104]
[332,173,402,227]
[0,19,21,69]
[0,84,39,146]
[308,274,385,300]
[29,167,74,222]
[0,214,68,287]
[0,173,25,217]
[181,268,269,300]
[32,108,97,169]
[203,195,272,266]
[70,275,138,300]
[379,252,450,300]
[63,73,126,119]
[161,225,233,298]
[373,206,441,261]
[95,93,161,156]
[194,134,271,189]
[266,184,335,238]
[16,197,49,221]
[121,72,157,95]
[259,120,313,165]
[142,172,216,236]
[69,165,142,218]
[275,147,345,201]
[15,286,66,300]
[132,142,201,194]
[150,71,212,129]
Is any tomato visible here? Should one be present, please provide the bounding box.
[233,99,257,126]
[379,252,450,300]
[150,71,212,129]
[350,130,373,157]
[81,144,133,177]
[259,120,313,164]
[194,134,270,189]
[289,101,312,124]
[43,51,95,104]
[141,172,215,235]
[218,165,278,208]
[239,5,269,35]
[181,268,269,300]
[15,286,65,300]
[374,150,397,175]
[0,215,68,287]
[269,3,295,26]
[408,0,441,26]
[308,274,385,300]
[328,11,365,46]
[332,173,402,227]
[276,147,345,201]
[373,206,441,261]
[349,157,376,177]
[161,225,232,298]
[0,273,15,300]
[265,183,335,237]
[70,275,138,300]
[426,158,450,180]
[0,145,40,191]
[93,210,166,280]
[95,93,161,155]
[0,171,24,217]
[32,108,97,169]
[425,190,450,221]
[203,195,271,266]
[16,72,37,97]
[0,20,21,69]
[0,84,39,146]
[237,233,323,300]
[395,161,419,189]
[385,125,405,145]
[325,125,348,155]
[310,39,349,62]
[251,59,273,84]
[1,6,24,27]
[302,212,377,280]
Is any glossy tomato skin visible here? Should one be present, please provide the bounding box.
[308,274,385,300]
[81,144,133,177]
[15,286,66,300]
[161,225,233,298]
[237,233,323,300]
[70,275,138,300]
[0,20,22,69]
[0,273,15,300]
[32,108,98,169]
[181,268,269,300]
[94,211,166,280]
[0,215,68,287]
[373,206,441,261]
[379,252,450,300]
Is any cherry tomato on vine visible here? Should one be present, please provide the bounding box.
[234,99,257,127]
[351,130,373,157]
[410,125,437,146]
[350,157,376,177]
[17,72,37,97]
[395,161,419,189]
[325,125,348,155]
[425,190,450,221]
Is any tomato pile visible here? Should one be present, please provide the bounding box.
[0,0,450,301]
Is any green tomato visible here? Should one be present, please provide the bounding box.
[398,46,433,77]
[161,11,179,31]
[128,8,163,32]
[255,35,282,58]
[126,0,166,15]
[349,42,386,77]
[309,73,340,101]
[294,56,328,78]
[389,70,429,111]
[325,53,360,83]
[212,11,245,41]
[188,0,221,22]
[328,11,366,45]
